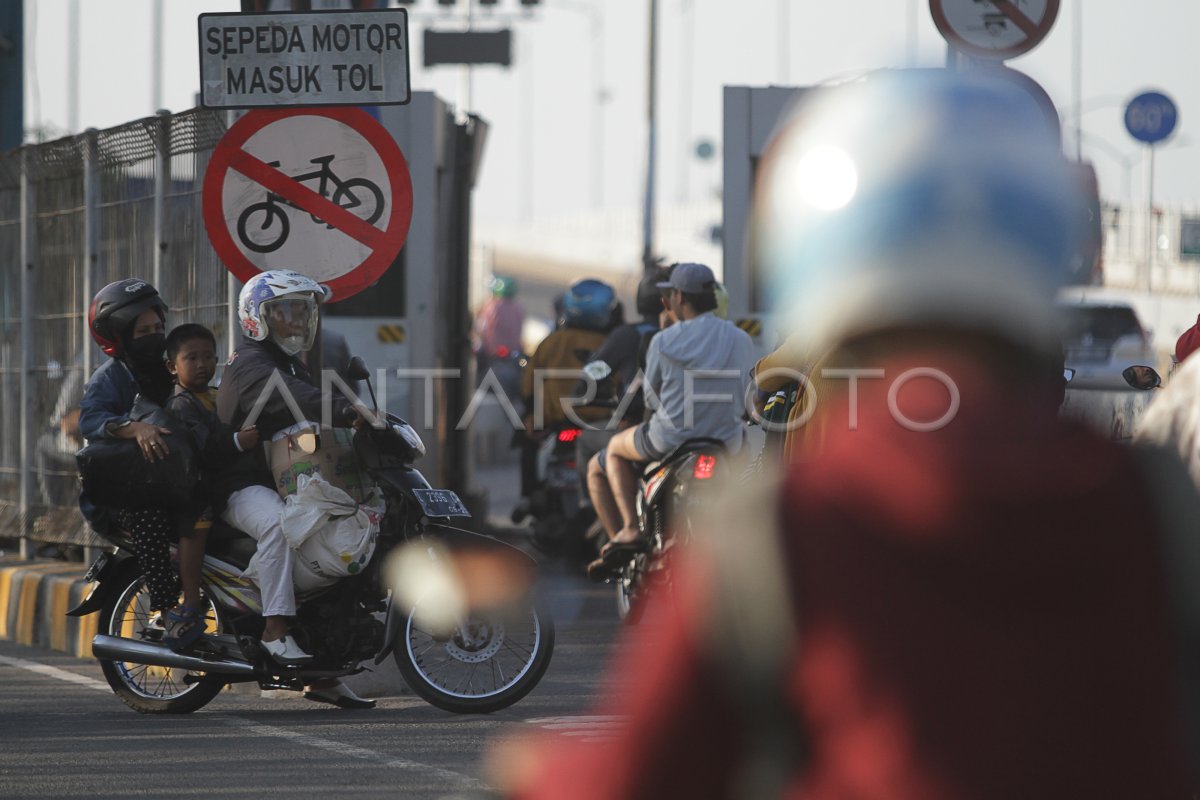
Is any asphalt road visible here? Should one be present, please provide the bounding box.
[0,563,637,800]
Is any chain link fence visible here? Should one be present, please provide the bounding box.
[0,109,231,555]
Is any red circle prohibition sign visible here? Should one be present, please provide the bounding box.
[203,106,414,302]
[930,0,1060,61]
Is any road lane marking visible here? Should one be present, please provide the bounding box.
[220,716,488,790]
[0,653,110,692]
[3,650,493,789]
[525,714,625,742]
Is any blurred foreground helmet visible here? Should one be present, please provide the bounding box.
[755,69,1083,357]
[562,278,617,331]
[239,269,331,355]
[490,275,518,299]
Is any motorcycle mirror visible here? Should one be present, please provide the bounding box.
[1121,365,1162,391]
[346,356,371,382]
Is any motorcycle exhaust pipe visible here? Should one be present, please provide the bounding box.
[92,634,256,676]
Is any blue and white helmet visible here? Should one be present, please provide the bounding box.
[238,270,331,351]
[755,69,1085,358]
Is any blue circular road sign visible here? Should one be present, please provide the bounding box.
[1125,91,1178,144]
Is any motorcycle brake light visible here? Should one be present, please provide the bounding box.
[496,346,510,358]
[557,428,581,443]
[693,454,717,480]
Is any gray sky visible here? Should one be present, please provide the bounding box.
[24,0,1198,229]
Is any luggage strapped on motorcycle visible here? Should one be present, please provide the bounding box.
[76,395,201,510]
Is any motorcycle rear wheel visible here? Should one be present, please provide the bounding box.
[394,598,554,714]
[97,574,225,714]
[615,557,648,625]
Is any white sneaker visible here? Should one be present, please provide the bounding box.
[260,635,314,666]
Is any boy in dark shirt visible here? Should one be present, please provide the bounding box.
[163,324,259,648]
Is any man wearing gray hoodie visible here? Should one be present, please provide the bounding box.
[587,262,755,576]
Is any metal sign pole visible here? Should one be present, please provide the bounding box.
[1146,144,1155,292]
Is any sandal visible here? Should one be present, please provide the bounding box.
[163,604,206,651]
[586,540,647,582]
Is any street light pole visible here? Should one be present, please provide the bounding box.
[678,0,693,203]
[642,0,658,272]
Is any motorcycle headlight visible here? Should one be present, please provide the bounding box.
[392,421,426,460]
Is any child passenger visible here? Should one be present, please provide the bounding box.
[163,324,259,648]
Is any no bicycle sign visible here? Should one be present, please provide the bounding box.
[202,107,414,302]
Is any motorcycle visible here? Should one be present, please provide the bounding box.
[605,437,726,624]
[70,357,554,715]
[515,424,603,563]
[476,346,525,406]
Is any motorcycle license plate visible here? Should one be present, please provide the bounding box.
[83,552,110,583]
[412,489,471,518]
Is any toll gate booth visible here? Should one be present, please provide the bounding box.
[721,85,808,348]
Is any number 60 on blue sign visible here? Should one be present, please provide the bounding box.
[1125,91,1178,145]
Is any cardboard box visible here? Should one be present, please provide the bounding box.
[268,423,368,502]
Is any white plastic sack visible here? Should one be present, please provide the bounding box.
[280,472,359,549]
[243,474,385,594]
[290,475,384,583]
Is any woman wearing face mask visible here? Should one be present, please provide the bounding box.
[79,279,196,645]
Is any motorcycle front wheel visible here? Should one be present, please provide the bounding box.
[394,598,554,714]
[97,574,225,714]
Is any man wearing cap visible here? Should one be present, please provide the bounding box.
[586,262,755,578]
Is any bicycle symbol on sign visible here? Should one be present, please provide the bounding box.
[236,155,385,254]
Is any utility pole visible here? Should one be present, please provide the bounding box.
[152,0,163,113]
[68,0,79,132]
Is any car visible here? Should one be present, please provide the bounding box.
[1058,300,1156,390]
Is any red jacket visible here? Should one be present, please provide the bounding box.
[513,350,1192,799]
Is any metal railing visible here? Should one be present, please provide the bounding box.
[0,109,231,557]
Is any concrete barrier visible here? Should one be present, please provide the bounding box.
[0,558,97,659]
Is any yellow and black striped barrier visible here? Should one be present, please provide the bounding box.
[0,559,98,659]
[735,318,763,338]
[376,324,407,344]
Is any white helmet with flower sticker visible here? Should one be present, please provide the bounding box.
[238,270,331,354]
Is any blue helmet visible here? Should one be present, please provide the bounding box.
[562,279,617,331]
[755,69,1085,357]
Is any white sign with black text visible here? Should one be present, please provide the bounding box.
[199,9,411,109]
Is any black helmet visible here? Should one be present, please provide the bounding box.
[88,279,167,357]
[636,272,665,317]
